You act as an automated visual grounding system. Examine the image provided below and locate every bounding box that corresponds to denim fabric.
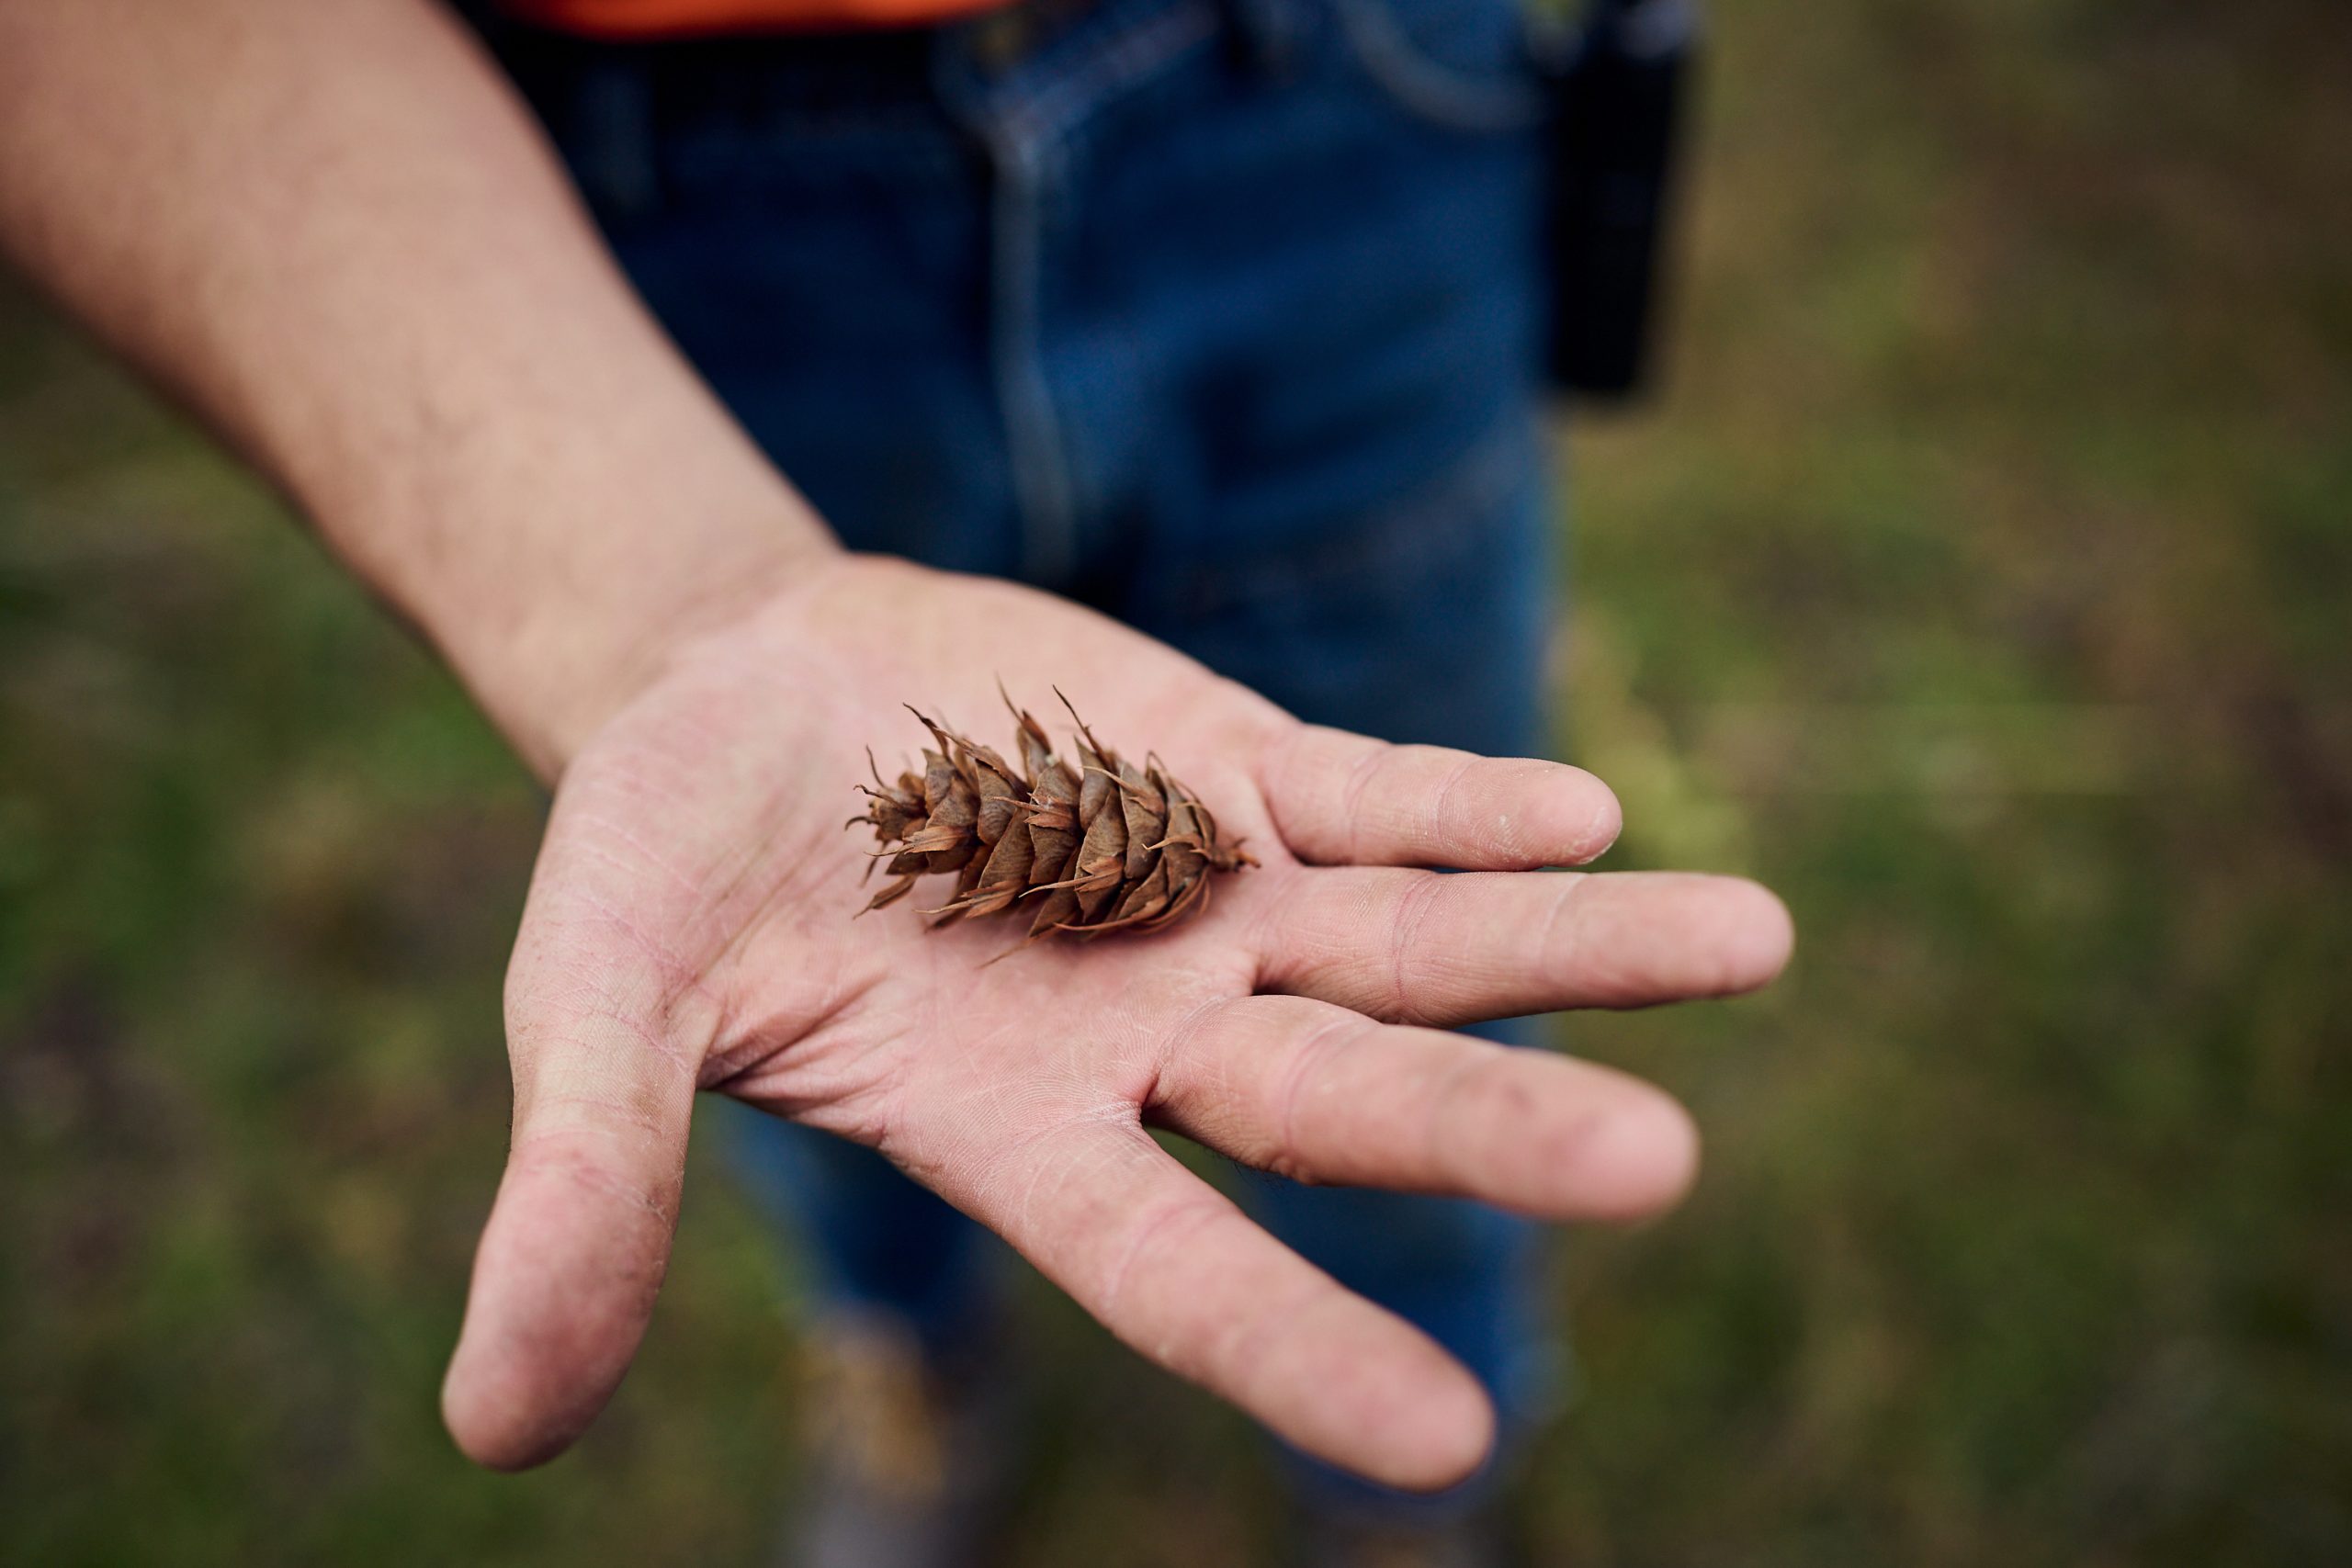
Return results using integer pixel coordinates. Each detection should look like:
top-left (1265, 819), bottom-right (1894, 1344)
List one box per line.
top-left (492, 0), bottom-right (1562, 1509)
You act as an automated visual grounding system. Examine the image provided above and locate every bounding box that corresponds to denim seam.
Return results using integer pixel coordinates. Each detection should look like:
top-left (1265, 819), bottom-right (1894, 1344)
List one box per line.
top-left (996, 0), bottom-right (1222, 152)
top-left (984, 135), bottom-right (1070, 585)
top-left (1329, 0), bottom-right (1547, 131)
top-left (966, 0), bottom-right (1222, 587)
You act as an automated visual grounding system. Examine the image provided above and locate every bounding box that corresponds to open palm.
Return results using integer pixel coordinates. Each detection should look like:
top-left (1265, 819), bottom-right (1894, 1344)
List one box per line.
top-left (440, 556), bottom-right (1792, 1490)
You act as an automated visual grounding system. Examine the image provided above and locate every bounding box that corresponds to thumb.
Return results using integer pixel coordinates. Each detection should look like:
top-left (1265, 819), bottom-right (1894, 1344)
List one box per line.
top-left (441, 879), bottom-right (703, 1470)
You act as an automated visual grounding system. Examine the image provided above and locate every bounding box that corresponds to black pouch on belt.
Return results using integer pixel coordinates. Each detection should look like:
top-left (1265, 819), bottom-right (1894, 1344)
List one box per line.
top-left (1537, 0), bottom-right (1701, 400)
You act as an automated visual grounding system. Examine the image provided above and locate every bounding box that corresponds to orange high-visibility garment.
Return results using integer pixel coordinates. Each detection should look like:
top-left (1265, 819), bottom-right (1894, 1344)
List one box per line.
top-left (499, 0), bottom-right (1012, 37)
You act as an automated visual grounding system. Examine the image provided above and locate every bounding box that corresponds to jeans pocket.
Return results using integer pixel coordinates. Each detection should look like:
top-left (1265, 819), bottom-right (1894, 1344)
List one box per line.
top-left (1329, 0), bottom-right (1547, 133)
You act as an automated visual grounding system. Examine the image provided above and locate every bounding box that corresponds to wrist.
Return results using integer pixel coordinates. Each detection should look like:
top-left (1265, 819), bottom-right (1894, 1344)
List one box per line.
top-left (470, 517), bottom-right (847, 781)
top-left (299, 394), bottom-right (847, 779)
top-left (283, 340), bottom-right (849, 779)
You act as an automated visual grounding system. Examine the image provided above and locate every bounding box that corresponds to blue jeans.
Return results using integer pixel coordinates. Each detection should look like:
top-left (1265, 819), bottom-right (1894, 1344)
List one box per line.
top-left (492, 0), bottom-right (1561, 1508)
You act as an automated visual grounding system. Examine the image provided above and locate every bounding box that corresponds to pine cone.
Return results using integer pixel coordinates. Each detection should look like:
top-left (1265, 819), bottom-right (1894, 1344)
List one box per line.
top-left (854, 691), bottom-right (1253, 942)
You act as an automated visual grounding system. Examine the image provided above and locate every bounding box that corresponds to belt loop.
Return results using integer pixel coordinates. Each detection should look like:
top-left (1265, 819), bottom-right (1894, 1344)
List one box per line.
top-left (571, 59), bottom-right (662, 223)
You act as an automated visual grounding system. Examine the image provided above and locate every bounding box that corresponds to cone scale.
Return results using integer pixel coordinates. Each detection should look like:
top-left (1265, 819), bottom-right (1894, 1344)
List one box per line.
top-left (853, 692), bottom-right (1253, 942)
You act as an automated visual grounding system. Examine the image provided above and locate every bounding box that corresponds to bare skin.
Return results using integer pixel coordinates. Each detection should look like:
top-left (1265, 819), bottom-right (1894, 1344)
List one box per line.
top-left (0, 0), bottom-right (1792, 1491)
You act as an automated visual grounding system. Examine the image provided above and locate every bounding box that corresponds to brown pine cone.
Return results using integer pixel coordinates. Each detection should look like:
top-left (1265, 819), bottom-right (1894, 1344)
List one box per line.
top-left (854, 691), bottom-right (1253, 942)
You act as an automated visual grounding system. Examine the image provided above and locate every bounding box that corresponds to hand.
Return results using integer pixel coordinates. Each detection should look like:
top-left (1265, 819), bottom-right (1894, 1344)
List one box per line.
top-left (439, 555), bottom-right (1792, 1490)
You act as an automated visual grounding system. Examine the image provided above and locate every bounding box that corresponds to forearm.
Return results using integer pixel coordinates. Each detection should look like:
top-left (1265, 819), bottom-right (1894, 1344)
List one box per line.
top-left (0, 0), bottom-right (834, 774)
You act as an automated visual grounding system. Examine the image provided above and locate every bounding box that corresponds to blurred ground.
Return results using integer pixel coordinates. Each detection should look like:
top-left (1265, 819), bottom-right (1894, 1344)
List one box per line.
top-left (3, 0), bottom-right (2347, 1562)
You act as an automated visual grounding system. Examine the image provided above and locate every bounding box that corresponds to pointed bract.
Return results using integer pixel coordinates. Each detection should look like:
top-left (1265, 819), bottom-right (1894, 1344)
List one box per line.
top-left (851, 694), bottom-right (1249, 944)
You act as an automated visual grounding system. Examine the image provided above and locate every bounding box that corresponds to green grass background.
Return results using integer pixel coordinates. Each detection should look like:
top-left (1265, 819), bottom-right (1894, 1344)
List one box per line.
top-left (3, 0), bottom-right (2346, 1562)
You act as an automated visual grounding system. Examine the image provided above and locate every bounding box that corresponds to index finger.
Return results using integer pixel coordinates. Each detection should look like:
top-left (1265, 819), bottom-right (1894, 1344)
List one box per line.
top-left (1258, 725), bottom-right (1622, 869)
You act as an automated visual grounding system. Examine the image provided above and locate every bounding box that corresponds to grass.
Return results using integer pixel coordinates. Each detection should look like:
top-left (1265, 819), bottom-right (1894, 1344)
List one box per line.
top-left (3, 0), bottom-right (2347, 1562)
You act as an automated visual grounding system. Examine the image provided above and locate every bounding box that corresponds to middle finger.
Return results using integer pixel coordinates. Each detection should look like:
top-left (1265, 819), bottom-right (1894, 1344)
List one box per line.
top-left (1253, 865), bottom-right (1793, 1026)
